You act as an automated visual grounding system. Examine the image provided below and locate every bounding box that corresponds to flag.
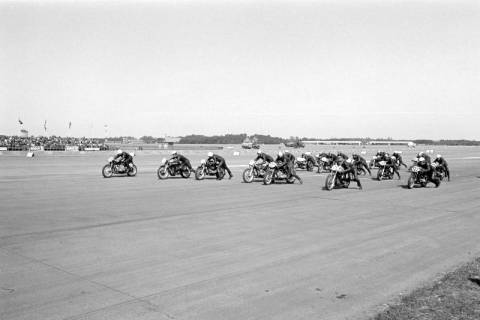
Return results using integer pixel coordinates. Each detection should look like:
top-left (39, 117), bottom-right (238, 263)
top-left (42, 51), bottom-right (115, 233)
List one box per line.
top-left (68, 121), bottom-right (72, 129)
top-left (44, 120), bottom-right (47, 132)
top-left (18, 119), bottom-right (23, 125)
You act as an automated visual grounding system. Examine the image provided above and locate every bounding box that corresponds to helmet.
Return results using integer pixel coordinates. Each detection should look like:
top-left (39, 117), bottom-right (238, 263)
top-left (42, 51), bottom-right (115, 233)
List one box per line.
top-left (305, 151), bottom-right (311, 155)
top-left (418, 151), bottom-right (424, 156)
top-left (207, 152), bottom-right (213, 157)
top-left (284, 150), bottom-right (290, 153)
top-left (418, 157), bottom-right (425, 163)
top-left (436, 154), bottom-right (442, 159)
top-left (391, 156), bottom-right (396, 160)
top-left (257, 150), bottom-right (262, 155)
top-left (346, 158), bottom-right (354, 164)
top-left (278, 151), bottom-right (284, 157)
top-left (171, 150), bottom-right (177, 155)
top-left (116, 149), bottom-right (123, 155)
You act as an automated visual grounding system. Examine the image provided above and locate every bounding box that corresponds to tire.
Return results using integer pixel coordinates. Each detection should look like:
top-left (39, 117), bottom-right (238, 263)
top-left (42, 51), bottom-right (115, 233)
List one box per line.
top-left (127, 164), bottom-right (137, 177)
top-left (325, 174), bottom-right (335, 191)
top-left (180, 166), bottom-right (191, 178)
top-left (102, 164), bottom-right (113, 178)
top-left (306, 161), bottom-right (314, 172)
top-left (157, 165), bottom-right (169, 179)
top-left (195, 167), bottom-right (205, 180)
top-left (377, 168), bottom-right (383, 181)
top-left (407, 175), bottom-right (415, 189)
top-left (263, 171), bottom-right (273, 185)
top-left (216, 168), bottom-right (225, 180)
top-left (242, 168), bottom-right (254, 183)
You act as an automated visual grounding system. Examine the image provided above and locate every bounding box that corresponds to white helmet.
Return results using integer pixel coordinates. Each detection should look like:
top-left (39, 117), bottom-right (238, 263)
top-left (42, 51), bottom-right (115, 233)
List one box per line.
top-left (171, 150), bottom-right (177, 155)
top-left (116, 149), bottom-right (123, 155)
top-left (418, 151), bottom-right (424, 156)
top-left (207, 152), bottom-right (213, 157)
top-left (418, 157), bottom-right (425, 162)
top-left (391, 156), bottom-right (396, 160)
top-left (436, 154), bottom-right (442, 159)
top-left (305, 152), bottom-right (311, 155)
top-left (257, 150), bottom-right (262, 155)
top-left (284, 150), bottom-right (290, 153)
top-left (346, 158), bottom-right (354, 164)
top-left (278, 151), bottom-right (284, 157)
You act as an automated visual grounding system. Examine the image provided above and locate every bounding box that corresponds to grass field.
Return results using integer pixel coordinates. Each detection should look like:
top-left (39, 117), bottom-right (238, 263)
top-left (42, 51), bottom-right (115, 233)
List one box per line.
top-left (1, 145), bottom-right (480, 320)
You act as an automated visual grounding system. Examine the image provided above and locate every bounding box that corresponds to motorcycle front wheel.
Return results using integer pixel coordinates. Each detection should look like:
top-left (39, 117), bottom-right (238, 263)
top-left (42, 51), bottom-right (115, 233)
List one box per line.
top-left (377, 169), bottom-right (383, 181)
top-left (263, 172), bottom-right (274, 185)
top-left (242, 168), bottom-right (254, 183)
top-left (407, 175), bottom-right (415, 189)
top-left (325, 174), bottom-right (335, 191)
top-left (102, 164), bottom-right (113, 178)
top-left (157, 166), bottom-right (169, 179)
top-left (195, 167), bottom-right (205, 180)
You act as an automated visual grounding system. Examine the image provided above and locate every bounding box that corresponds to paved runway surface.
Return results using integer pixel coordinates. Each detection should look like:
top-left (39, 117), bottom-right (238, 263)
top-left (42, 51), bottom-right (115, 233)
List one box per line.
top-left (1, 146), bottom-right (480, 320)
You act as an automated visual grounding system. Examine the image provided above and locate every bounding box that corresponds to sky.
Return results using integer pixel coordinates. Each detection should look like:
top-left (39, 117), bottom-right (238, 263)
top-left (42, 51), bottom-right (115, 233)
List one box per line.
top-left (1, 0), bottom-right (479, 139)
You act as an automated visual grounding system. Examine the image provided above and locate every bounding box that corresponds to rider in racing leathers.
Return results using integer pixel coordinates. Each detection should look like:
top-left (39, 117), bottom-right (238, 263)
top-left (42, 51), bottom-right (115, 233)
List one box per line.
top-left (114, 150), bottom-right (133, 169)
top-left (170, 151), bottom-right (193, 172)
top-left (276, 151), bottom-right (302, 184)
top-left (386, 155), bottom-right (401, 179)
top-left (301, 152), bottom-right (318, 168)
top-left (433, 154), bottom-right (451, 181)
top-left (352, 153), bottom-right (371, 175)
top-left (254, 150), bottom-right (274, 163)
top-left (337, 157), bottom-right (362, 190)
top-left (207, 152), bottom-right (233, 179)
top-left (392, 151), bottom-right (408, 168)
top-left (417, 157), bottom-right (440, 187)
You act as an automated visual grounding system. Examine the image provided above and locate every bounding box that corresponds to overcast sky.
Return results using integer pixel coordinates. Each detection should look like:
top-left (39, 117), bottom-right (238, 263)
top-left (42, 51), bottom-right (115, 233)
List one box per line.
top-left (1, 0), bottom-right (479, 139)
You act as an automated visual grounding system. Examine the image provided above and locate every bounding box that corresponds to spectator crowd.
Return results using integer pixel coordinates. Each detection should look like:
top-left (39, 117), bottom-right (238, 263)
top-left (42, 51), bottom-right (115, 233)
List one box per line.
top-left (0, 135), bottom-right (109, 151)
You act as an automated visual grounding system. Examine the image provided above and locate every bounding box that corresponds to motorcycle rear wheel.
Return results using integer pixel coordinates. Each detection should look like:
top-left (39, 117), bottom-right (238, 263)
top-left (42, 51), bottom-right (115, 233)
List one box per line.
top-left (102, 164), bottom-right (113, 178)
top-left (127, 165), bottom-right (137, 177)
top-left (180, 166), bottom-right (191, 178)
top-left (377, 169), bottom-right (383, 181)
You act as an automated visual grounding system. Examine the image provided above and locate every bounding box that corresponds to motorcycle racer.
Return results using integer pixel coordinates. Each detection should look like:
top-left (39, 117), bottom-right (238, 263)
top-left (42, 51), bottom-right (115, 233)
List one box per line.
top-left (386, 156), bottom-right (401, 179)
top-left (352, 153), bottom-right (371, 175)
top-left (113, 149), bottom-right (133, 168)
top-left (255, 150), bottom-right (274, 163)
top-left (392, 151), bottom-right (407, 168)
top-left (433, 154), bottom-right (451, 181)
top-left (207, 152), bottom-right (233, 179)
top-left (337, 157), bottom-right (362, 190)
top-left (417, 157), bottom-right (440, 187)
top-left (276, 151), bottom-right (302, 184)
top-left (170, 151), bottom-right (194, 172)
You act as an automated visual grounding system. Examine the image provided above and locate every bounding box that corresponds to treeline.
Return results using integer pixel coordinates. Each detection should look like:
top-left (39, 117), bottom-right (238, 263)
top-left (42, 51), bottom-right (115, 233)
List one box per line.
top-left (178, 134), bottom-right (287, 144)
top-left (413, 139), bottom-right (480, 146)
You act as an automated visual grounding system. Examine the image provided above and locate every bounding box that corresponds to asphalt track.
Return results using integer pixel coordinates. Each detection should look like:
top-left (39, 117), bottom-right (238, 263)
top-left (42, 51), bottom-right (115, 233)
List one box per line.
top-left (1, 146), bottom-right (480, 320)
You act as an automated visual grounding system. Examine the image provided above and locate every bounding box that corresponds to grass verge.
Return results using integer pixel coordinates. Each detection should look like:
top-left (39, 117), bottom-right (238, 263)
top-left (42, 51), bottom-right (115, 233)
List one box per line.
top-left (373, 257), bottom-right (480, 320)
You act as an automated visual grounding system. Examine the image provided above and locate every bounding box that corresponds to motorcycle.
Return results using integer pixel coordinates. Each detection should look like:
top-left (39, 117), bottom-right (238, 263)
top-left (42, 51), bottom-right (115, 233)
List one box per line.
top-left (195, 158), bottom-right (225, 180)
top-left (376, 161), bottom-right (394, 181)
top-left (263, 162), bottom-right (298, 185)
top-left (242, 159), bottom-right (268, 183)
top-left (295, 156), bottom-right (315, 171)
top-left (157, 158), bottom-right (191, 179)
top-left (102, 156), bottom-right (137, 178)
top-left (325, 164), bottom-right (351, 191)
top-left (317, 156), bottom-right (333, 173)
top-left (407, 164), bottom-right (440, 189)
